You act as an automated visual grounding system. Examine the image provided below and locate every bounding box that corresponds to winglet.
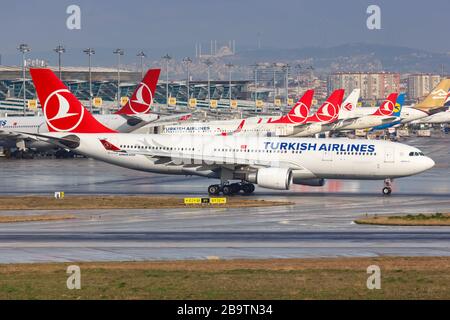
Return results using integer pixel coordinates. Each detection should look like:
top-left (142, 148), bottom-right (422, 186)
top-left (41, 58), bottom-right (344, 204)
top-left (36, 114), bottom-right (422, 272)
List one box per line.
top-left (220, 119), bottom-right (246, 136)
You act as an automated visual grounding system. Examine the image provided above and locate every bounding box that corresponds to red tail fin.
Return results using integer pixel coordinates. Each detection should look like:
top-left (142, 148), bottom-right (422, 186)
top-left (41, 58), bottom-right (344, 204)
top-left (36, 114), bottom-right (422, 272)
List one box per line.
top-left (306, 89), bottom-right (345, 123)
top-left (371, 93), bottom-right (398, 116)
top-left (116, 69), bottom-right (160, 115)
top-left (268, 90), bottom-right (314, 124)
top-left (29, 68), bottom-right (116, 133)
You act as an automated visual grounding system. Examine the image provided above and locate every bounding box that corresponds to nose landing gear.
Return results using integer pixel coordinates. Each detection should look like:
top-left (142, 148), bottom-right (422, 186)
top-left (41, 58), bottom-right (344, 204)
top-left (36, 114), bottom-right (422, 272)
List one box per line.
top-left (382, 178), bottom-right (392, 195)
top-left (207, 182), bottom-right (255, 196)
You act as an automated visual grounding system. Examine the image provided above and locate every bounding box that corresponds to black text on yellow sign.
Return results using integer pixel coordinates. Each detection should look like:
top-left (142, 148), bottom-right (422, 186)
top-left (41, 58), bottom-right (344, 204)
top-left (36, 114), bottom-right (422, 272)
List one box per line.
top-left (184, 197), bottom-right (227, 205)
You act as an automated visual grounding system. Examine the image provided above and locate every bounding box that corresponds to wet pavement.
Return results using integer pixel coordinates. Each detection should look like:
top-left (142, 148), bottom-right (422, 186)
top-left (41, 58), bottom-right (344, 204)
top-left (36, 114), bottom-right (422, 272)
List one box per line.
top-left (0, 135), bottom-right (449, 263)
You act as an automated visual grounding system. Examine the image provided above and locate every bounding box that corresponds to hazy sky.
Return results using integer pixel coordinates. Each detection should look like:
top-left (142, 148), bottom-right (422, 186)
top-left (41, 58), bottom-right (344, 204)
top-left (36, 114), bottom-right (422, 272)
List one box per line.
top-left (1, 0), bottom-right (449, 65)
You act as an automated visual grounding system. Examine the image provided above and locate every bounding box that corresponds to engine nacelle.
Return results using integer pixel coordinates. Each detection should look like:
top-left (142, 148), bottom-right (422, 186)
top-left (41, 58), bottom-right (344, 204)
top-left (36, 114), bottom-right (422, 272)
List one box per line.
top-left (247, 167), bottom-right (292, 190)
top-left (292, 178), bottom-right (326, 187)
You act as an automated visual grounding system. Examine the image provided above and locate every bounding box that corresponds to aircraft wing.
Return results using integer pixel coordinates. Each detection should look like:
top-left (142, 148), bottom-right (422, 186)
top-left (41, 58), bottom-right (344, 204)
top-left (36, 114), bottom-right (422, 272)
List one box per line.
top-left (119, 113), bottom-right (192, 132)
top-left (333, 117), bottom-right (360, 127)
top-left (381, 116), bottom-right (400, 123)
top-left (154, 113), bottom-right (192, 123)
top-left (286, 123), bottom-right (314, 135)
top-left (130, 148), bottom-right (304, 171)
top-left (0, 129), bottom-right (37, 141)
top-left (9, 131), bottom-right (81, 149)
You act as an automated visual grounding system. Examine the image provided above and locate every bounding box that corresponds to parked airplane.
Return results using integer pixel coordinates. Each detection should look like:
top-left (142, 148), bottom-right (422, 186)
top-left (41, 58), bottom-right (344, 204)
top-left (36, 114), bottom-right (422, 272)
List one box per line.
top-left (330, 93), bottom-right (400, 131)
top-left (370, 93), bottom-right (405, 131)
top-left (156, 89), bottom-right (345, 137)
top-left (414, 90), bottom-right (450, 124)
top-left (17, 68), bottom-right (435, 196)
top-left (0, 69), bottom-right (187, 154)
top-left (154, 89), bottom-right (315, 136)
top-left (411, 78), bottom-right (450, 112)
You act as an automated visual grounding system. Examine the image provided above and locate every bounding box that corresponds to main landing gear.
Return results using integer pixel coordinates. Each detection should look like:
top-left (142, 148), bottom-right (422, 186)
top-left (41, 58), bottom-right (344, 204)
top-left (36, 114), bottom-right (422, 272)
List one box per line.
top-left (382, 178), bottom-right (393, 195)
top-left (208, 182), bottom-right (255, 196)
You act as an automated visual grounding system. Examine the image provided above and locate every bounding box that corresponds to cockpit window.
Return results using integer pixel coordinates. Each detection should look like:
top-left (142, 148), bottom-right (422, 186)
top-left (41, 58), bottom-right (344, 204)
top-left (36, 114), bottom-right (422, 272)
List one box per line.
top-left (409, 151), bottom-right (425, 156)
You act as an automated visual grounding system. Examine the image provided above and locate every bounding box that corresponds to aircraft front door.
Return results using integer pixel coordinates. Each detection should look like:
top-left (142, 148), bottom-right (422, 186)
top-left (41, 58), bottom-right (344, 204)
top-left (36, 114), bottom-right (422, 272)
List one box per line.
top-left (322, 150), bottom-right (333, 161)
top-left (384, 147), bottom-right (395, 163)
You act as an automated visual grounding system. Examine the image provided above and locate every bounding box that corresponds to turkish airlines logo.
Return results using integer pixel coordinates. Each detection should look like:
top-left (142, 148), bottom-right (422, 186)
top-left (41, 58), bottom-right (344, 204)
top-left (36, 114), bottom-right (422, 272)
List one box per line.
top-left (287, 102), bottom-right (309, 123)
top-left (377, 100), bottom-right (394, 116)
top-left (315, 102), bottom-right (338, 122)
top-left (44, 89), bottom-right (84, 132)
top-left (343, 102), bottom-right (355, 111)
top-left (129, 82), bottom-right (153, 114)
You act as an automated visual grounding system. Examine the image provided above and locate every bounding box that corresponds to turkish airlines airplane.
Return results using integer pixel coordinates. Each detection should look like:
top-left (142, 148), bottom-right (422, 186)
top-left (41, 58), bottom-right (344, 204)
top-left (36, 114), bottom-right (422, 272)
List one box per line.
top-left (0, 69), bottom-right (187, 153)
top-left (331, 92), bottom-right (400, 131)
top-left (16, 68), bottom-right (435, 196)
top-left (157, 89), bottom-right (345, 137)
top-left (156, 89), bottom-right (315, 136)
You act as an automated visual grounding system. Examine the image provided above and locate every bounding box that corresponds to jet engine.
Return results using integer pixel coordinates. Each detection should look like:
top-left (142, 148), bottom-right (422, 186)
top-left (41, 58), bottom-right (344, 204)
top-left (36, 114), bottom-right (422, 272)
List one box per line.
top-left (247, 167), bottom-right (292, 190)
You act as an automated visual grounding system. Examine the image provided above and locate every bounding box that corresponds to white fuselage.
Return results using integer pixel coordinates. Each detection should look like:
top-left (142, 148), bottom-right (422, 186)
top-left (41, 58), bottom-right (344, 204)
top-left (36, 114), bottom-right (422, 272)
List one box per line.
top-left (334, 107), bottom-right (429, 130)
top-left (46, 133), bottom-right (434, 184)
top-left (414, 110), bottom-right (450, 124)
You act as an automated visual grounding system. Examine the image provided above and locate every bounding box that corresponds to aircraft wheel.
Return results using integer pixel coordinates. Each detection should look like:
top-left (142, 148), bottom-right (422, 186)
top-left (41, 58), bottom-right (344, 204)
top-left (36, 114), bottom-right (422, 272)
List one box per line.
top-left (242, 183), bottom-right (255, 194)
top-left (382, 187), bottom-right (392, 195)
top-left (230, 183), bottom-right (241, 194)
top-left (208, 185), bottom-right (220, 195)
top-left (222, 185), bottom-right (233, 196)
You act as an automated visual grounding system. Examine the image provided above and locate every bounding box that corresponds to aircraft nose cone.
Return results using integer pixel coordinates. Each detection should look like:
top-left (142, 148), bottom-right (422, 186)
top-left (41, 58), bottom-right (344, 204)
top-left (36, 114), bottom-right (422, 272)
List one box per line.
top-left (427, 157), bottom-right (436, 169)
top-left (424, 157), bottom-right (435, 170)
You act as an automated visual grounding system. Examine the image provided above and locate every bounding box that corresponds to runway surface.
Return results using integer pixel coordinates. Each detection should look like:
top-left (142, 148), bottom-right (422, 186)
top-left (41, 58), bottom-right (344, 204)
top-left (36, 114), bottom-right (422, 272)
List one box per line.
top-left (0, 135), bottom-right (449, 263)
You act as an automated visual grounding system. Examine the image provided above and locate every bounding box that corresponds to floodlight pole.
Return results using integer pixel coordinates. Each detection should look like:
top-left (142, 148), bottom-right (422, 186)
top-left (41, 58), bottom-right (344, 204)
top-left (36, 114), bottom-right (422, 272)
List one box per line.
top-left (83, 48), bottom-right (95, 112)
top-left (162, 54), bottom-right (172, 107)
top-left (17, 43), bottom-right (31, 115)
top-left (113, 48), bottom-right (124, 108)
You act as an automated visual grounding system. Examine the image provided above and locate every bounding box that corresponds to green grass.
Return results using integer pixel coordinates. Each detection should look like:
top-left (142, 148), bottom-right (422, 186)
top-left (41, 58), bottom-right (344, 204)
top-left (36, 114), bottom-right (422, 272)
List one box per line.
top-left (355, 212), bottom-right (450, 226)
top-left (0, 257), bottom-right (449, 299)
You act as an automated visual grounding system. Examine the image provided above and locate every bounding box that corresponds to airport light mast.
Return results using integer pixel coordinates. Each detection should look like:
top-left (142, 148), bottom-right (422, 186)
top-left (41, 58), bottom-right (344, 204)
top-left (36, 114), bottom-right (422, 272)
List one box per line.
top-left (295, 64), bottom-right (302, 99)
top-left (53, 44), bottom-right (65, 80)
top-left (283, 63), bottom-right (289, 108)
top-left (136, 50), bottom-right (146, 78)
top-left (272, 63), bottom-right (277, 104)
top-left (225, 63), bottom-right (233, 109)
top-left (182, 57), bottom-right (192, 106)
top-left (113, 48), bottom-right (124, 109)
top-left (251, 63), bottom-right (259, 112)
top-left (83, 48), bottom-right (95, 112)
top-left (17, 43), bottom-right (31, 116)
top-left (162, 54), bottom-right (172, 108)
top-left (203, 58), bottom-right (213, 108)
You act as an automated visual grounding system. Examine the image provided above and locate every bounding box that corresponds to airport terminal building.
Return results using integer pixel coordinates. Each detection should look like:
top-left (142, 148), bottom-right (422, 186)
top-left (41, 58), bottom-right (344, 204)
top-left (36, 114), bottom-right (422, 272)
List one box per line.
top-left (0, 66), bottom-right (254, 115)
